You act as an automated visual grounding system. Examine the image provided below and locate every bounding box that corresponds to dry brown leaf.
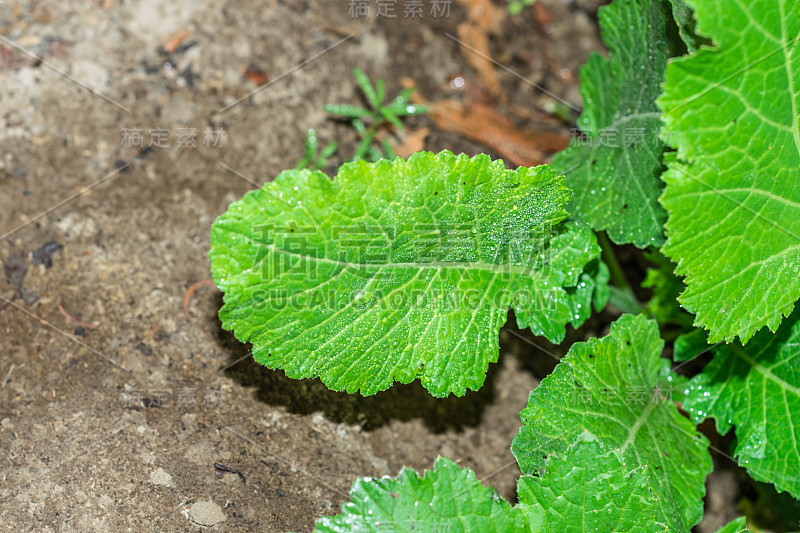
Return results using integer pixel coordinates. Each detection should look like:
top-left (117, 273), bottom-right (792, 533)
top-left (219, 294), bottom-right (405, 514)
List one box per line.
top-left (391, 127), bottom-right (430, 158)
top-left (456, 25), bottom-right (500, 97)
top-left (532, 2), bottom-right (556, 27)
top-left (454, 0), bottom-right (506, 97)
top-left (457, 0), bottom-right (504, 33)
top-left (430, 100), bottom-right (569, 167)
top-left (400, 77), bottom-right (567, 166)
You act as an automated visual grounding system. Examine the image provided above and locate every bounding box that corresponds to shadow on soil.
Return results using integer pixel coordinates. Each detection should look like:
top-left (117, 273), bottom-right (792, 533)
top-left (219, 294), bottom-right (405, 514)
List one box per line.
top-left (215, 303), bottom-right (500, 433)
top-left (214, 293), bottom-right (623, 434)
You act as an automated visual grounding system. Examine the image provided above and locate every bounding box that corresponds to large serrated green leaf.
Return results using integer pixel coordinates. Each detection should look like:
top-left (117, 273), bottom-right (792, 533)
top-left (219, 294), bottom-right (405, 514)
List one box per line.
top-left (551, 0), bottom-right (680, 247)
top-left (517, 434), bottom-right (667, 531)
top-left (210, 151), bottom-right (601, 397)
top-left (313, 457), bottom-right (521, 533)
top-left (658, 0), bottom-right (800, 343)
top-left (683, 308), bottom-right (800, 499)
top-left (512, 314), bottom-right (711, 531)
top-left (314, 436), bottom-right (671, 532)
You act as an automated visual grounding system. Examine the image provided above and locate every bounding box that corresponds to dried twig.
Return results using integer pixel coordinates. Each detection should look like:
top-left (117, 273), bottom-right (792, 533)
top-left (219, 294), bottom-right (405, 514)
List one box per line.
top-left (184, 278), bottom-right (215, 318)
top-left (58, 304), bottom-right (98, 329)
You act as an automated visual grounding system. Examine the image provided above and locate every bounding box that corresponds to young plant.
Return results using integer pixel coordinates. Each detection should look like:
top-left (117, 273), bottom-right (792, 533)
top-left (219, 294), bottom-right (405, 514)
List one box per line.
top-left (209, 0), bottom-right (799, 529)
top-left (506, 0), bottom-right (536, 16)
top-left (296, 129), bottom-right (338, 172)
top-left (325, 68), bottom-right (427, 162)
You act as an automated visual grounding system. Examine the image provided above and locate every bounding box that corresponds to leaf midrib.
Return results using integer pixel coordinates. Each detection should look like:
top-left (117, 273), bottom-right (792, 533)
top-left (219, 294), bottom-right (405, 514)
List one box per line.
top-left (258, 241), bottom-right (547, 276)
top-left (731, 345), bottom-right (800, 398)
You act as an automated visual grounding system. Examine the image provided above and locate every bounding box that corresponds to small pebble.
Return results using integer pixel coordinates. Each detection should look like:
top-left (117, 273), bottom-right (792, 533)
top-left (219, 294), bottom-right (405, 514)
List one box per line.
top-left (186, 501), bottom-right (226, 526)
top-left (149, 467), bottom-right (173, 487)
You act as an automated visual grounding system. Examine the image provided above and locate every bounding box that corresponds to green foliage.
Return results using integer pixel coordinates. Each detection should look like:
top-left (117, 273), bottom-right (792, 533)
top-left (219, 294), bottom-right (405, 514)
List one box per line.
top-left (658, 0), bottom-right (800, 343)
top-left (666, 0), bottom-right (710, 52)
top-left (209, 0), bottom-right (800, 527)
top-left (507, 0), bottom-right (536, 16)
top-left (316, 435), bottom-right (668, 532)
top-left (516, 434), bottom-right (666, 531)
top-left (313, 457), bottom-right (521, 533)
top-left (512, 314), bottom-right (711, 531)
top-left (712, 517), bottom-right (750, 533)
top-left (326, 68), bottom-right (427, 162)
top-left (551, 0), bottom-right (679, 247)
top-left (210, 151), bottom-right (602, 397)
top-left (672, 327), bottom-right (709, 363)
top-left (642, 250), bottom-right (692, 328)
top-left (683, 308), bottom-right (800, 499)
top-left (296, 129), bottom-right (338, 172)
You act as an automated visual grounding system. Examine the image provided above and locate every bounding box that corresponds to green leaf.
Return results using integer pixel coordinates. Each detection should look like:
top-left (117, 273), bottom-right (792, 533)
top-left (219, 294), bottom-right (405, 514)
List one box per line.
top-left (379, 106), bottom-right (404, 130)
top-left (512, 314), bottom-right (711, 531)
top-left (551, 0), bottom-right (680, 247)
top-left (642, 250), bottom-right (692, 327)
top-left (591, 258), bottom-right (611, 311)
top-left (381, 138), bottom-right (396, 160)
top-left (324, 104), bottom-right (373, 119)
top-left (682, 308), bottom-right (800, 499)
top-left (658, 0), bottom-right (800, 343)
top-left (297, 129), bottom-right (337, 172)
top-left (353, 68), bottom-right (379, 109)
top-left (389, 87), bottom-right (415, 108)
top-left (508, 223), bottom-right (604, 340)
top-left (319, 141), bottom-right (338, 160)
top-left (354, 128), bottom-right (376, 161)
top-left (666, 0), bottom-right (710, 52)
top-left (712, 517), bottom-right (750, 533)
top-left (315, 436), bottom-right (672, 531)
top-left (375, 77), bottom-right (385, 106)
top-left (672, 327), bottom-right (709, 363)
top-left (386, 87), bottom-right (427, 117)
top-left (209, 151), bottom-right (602, 397)
top-left (517, 433), bottom-right (667, 531)
top-left (313, 457), bottom-right (521, 533)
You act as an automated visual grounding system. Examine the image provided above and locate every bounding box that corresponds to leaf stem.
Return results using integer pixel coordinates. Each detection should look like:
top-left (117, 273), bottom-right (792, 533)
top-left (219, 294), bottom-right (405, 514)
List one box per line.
top-left (608, 286), bottom-right (645, 315)
top-left (597, 232), bottom-right (644, 314)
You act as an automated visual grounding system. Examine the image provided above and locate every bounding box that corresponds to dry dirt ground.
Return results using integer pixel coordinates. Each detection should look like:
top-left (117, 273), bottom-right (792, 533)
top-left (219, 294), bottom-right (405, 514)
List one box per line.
top-left (0, 0), bottom-right (740, 531)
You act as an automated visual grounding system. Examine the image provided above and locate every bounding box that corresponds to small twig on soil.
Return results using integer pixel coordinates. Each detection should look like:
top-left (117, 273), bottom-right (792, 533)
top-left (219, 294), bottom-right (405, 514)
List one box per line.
top-left (2, 362), bottom-right (23, 388)
top-left (174, 499), bottom-right (193, 510)
top-left (214, 462), bottom-right (246, 483)
top-left (0, 293), bottom-right (127, 371)
top-left (183, 278), bottom-right (215, 318)
top-left (58, 304), bottom-right (98, 329)
top-left (163, 29), bottom-right (190, 54)
top-left (0, 291), bottom-right (19, 313)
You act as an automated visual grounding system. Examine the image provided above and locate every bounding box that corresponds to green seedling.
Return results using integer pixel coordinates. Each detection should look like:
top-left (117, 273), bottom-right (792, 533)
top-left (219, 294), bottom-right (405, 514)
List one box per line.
top-left (296, 129), bottom-right (338, 171)
top-left (325, 68), bottom-right (427, 161)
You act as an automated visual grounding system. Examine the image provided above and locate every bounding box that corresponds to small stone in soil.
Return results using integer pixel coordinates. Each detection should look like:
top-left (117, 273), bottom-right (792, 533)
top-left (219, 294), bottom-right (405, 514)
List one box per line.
top-left (186, 501), bottom-right (226, 526)
top-left (134, 342), bottom-right (153, 355)
top-left (20, 286), bottom-right (38, 305)
top-left (149, 467), bottom-right (173, 487)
